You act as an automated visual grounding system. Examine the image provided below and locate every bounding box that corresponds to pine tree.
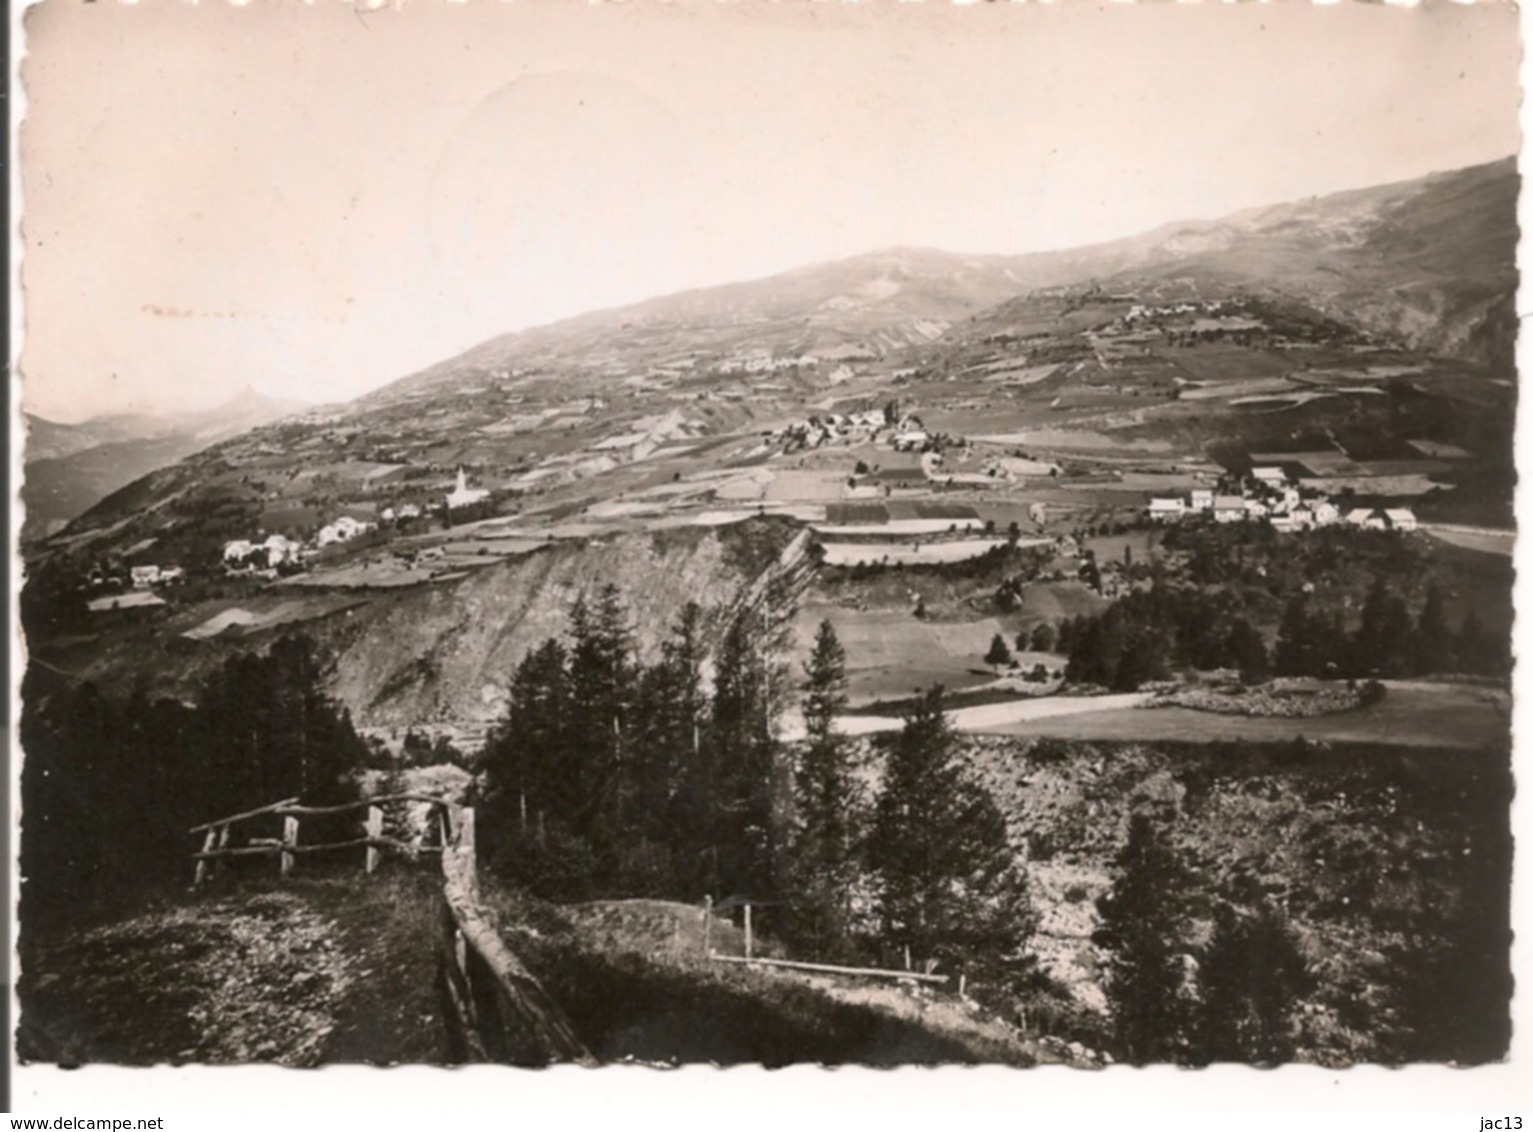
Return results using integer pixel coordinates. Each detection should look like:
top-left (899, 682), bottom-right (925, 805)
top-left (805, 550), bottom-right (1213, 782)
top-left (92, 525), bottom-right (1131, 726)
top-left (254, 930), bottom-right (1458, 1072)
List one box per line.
top-left (1197, 901), bottom-right (1310, 1064)
top-left (1226, 617), bottom-right (1270, 684)
top-left (709, 605), bottom-right (785, 900)
top-left (1112, 631), bottom-right (1167, 691)
top-left (484, 638), bottom-right (572, 840)
top-left (631, 603), bottom-right (710, 885)
top-left (564, 585), bottom-right (636, 853)
top-left (869, 686), bottom-right (1036, 985)
top-left (1414, 580), bottom-right (1452, 676)
top-left (1352, 575), bottom-right (1414, 678)
top-left (1094, 812), bottom-right (1193, 1064)
top-left (1029, 622), bottom-right (1057, 653)
top-left (985, 633), bottom-right (1013, 674)
top-left (1274, 594), bottom-right (1315, 677)
top-left (791, 621), bottom-right (864, 959)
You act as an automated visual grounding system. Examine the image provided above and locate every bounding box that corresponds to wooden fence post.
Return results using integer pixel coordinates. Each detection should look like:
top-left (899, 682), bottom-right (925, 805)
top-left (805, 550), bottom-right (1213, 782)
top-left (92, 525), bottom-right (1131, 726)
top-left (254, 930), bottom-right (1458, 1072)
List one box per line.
top-left (365, 806), bottom-right (383, 874)
top-left (459, 806), bottom-right (477, 898)
top-left (194, 828), bottom-right (217, 888)
top-left (280, 816), bottom-right (299, 879)
top-left (744, 903), bottom-right (753, 960)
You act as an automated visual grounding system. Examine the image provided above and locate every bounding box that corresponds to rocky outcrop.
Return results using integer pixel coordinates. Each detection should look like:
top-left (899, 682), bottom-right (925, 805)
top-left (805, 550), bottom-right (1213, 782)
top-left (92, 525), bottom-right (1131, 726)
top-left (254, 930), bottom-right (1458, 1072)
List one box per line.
top-left (313, 518), bottom-right (812, 731)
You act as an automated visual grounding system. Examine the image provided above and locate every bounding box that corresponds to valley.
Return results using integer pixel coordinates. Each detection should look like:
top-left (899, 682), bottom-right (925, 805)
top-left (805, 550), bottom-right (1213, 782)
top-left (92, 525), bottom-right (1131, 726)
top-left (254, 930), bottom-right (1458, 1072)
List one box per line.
top-left (17, 157), bottom-right (1517, 1070)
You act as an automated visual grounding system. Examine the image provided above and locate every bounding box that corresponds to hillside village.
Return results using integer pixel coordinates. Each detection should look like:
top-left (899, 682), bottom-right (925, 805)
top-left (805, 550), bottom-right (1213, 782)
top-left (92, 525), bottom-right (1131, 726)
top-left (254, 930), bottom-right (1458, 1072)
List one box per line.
top-left (69, 372), bottom-right (1437, 625)
top-left (1146, 465), bottom-right (1416, 534)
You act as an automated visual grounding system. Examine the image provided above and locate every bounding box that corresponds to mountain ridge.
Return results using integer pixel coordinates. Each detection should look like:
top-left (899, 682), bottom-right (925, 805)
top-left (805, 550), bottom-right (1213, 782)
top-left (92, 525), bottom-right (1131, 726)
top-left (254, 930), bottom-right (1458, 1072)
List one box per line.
top-left (356, 157), bottom-right (1515, 413)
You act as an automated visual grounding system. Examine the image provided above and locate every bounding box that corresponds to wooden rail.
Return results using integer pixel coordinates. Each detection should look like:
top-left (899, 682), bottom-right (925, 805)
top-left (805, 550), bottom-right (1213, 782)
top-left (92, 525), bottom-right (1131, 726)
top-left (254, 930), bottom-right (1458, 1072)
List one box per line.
top-left (190, 791), bottom-right (593, 1066)
top-left (708, 952), bottom-right (949, 984)
top-left (438, 812), bottom-right (594, 1066)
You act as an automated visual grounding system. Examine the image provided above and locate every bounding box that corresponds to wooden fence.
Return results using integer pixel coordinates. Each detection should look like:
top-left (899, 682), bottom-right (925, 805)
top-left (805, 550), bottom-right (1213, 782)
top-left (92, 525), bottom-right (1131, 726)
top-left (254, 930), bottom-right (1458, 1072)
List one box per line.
top-left (701, 895), bottom-right (951, 988)
top-left (190, 793), bottom-right (594, 1066)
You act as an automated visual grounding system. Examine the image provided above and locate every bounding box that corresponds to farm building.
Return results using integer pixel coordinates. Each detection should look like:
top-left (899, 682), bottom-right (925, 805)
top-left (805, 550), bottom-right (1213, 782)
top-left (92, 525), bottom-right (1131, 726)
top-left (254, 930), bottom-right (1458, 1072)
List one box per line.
top-left (1148, 497), bottom-right (1186, 522)
top-left (1213, 496), bottom-right (1247, 523)
top-left (1383, 508), bottom-right (1418, 532)
top-left (871, 468), bottom-right (929, 491)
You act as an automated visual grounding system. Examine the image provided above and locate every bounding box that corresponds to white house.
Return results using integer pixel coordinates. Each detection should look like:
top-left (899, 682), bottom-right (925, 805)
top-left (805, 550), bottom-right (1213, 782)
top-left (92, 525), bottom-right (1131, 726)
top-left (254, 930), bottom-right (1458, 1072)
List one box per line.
top-left (1346, 508), bottom-right (1386, 531)
top-left (1383, 508), bottom-right (1418, 532)
top-left (263, 534), bottom-right (300, 566)
top-left (1251, 466), bottom-right (1288, 488)
top-left (1148, 497), bottom-right (1186, 522)
top-left (1190, 489), bottom-right (1214, 512)
top-left (130, 565), bottom-right (161, 588)
top-left (317, 515), bottom-right (372, 547)
top-left (445, 467), bottom-right (490, 510)
top-left (1311, 501), bottom-right (1340, 526)
top-left (1213, 496), bottom-right (1247, 523)
top-left (223, 539), bottom-right (256, 563)
top-left (892, 431), bottom-right (929, 453)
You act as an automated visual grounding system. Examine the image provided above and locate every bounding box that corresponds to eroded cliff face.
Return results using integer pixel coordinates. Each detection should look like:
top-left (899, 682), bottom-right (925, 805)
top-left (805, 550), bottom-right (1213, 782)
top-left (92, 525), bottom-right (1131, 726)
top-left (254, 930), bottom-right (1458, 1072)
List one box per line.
top-left (314, 518), bottom-right (813, 730)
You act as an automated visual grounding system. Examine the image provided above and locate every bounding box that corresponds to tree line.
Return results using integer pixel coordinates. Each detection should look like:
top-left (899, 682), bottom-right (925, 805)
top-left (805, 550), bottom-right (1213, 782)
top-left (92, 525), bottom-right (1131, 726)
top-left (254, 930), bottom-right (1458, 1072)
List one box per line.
top-left (1059, 584), bottom-right (1269, 690)
top-left (21, 635), bottom-right (366, 916)
top-left (1057, 577), bottom-right (1506, 691)
top-left (479, 584), bottom-right (1035, 988)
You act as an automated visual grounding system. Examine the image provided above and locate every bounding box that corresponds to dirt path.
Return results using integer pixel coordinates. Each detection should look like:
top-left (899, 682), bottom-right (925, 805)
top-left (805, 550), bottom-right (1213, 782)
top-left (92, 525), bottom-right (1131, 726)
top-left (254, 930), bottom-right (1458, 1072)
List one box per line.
top-left (319, 871), bottom-right (454, 1064)
top-left (19, 872), bottom-right (452, 1066)
top-left (793, 692), bottom-right (1153, 739)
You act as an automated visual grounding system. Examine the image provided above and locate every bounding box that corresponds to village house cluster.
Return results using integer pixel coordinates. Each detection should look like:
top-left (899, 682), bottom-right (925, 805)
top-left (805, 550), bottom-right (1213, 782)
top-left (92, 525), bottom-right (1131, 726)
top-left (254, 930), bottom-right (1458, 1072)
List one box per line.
top-left (84, 563), bottom-right (186, 592)
top-left (768, 410), bottom-right (928, 452)
top-left (219, 468), bottom-right (486, 577)
top-left (1147, 465), bottom-right (1417, 533)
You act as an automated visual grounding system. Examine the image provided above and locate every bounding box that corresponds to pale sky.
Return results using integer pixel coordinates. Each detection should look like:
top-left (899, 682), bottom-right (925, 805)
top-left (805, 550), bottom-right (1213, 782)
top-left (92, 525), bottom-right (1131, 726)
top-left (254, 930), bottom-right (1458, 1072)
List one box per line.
top-left (18, 0), bottom-right (1521, 422)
